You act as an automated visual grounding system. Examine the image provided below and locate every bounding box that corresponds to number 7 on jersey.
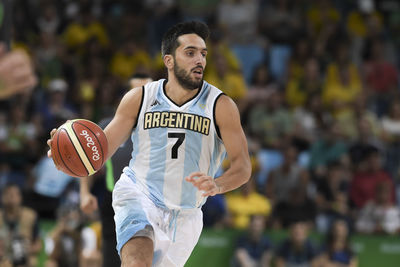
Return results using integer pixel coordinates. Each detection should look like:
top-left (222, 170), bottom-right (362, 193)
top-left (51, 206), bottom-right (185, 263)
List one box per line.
top-left (168, 132), bottom-right (185, 159)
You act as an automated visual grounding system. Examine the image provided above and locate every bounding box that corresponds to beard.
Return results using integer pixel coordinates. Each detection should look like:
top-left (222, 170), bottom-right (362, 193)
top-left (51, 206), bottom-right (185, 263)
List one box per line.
top-left (173, 61), bottom-right (203, 90)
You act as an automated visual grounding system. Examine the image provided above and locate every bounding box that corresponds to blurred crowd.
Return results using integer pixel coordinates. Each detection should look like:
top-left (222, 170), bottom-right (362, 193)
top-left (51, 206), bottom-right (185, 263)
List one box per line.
top-left (1, 0), bottom-right (400, 266)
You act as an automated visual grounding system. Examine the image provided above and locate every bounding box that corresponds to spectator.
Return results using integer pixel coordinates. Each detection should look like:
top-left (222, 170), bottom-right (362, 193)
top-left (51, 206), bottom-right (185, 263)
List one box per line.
top-left (292, 93), bottom-right (331, 150)
top-left (226, 178), bottom-right (271, 230)
top-left (204, 29), bottom-right (241, 78)
top-left (110, 38), bottom-right (152, 81)
top-left (348, 114), bottom-right (382, 170)
top-left (259, 0), bottom-right (302, 80)
top-left (286, 58), bottom-right (322, 109)
top-left (337, 94), bottom-right (381, 142)
top-left (312, 219), bottom-right (357, 267)
top-left (0, 103), bottom-right (40, 172)
top-left (232, 215), bottom-right (272, 267)
top-left (0, 183), bottom-right (41, 267)
top-left (242, 64), bottom-right (278, 131)
top-left (62, 9), bottom-right (109, 50)
top-left (308, 121), bottom-right (348, 177)
top-left (381, 100), bottom-right (400, 179)
top-left (204, 51), bottom-right (248, 104)
top-left (45, 205), bottom-right (101, 267)
top-left (315, 162), bottom-right (352, 233)
top-left (0, 46), bottom-right (37, 100)
top-left (322, 41), bottom-right (362, 117)
top-left (34, 32), bottom-right (64, 86)
top-left (356, 180), bottom-right (400, 234)
top-left (248, 90), bottom-right (293, 150)
top-left (275, 220), bottom-right (318, 267)
top-left (39, 79), bottom-right (77, 133)
top-left (26, 145), bottom-right (74, 219)
top-left (286, 38), bottom-right (312, 83)
top-left (265, 145), bottom-right (309, 205)
top-left (346, 3), bottom-right (383, 40)
top-left (217, 0), bottom-right (260, 45)
top-left (0, 230), bottom-right (12, 266)
top-left (247, 64), bottom-right (278, 104)
top-left (271, 184), bottom-right (317, 229)
top-left (307, 0), bottom-right (340, 37)
top-left (36, 4), bottom-right (61, 35)
top-left (202, 194), bottom-right (231, 229)
top-left (363, 38), bottom-right (398, 117)
top-left (350, 147), bottom-right (395, 209)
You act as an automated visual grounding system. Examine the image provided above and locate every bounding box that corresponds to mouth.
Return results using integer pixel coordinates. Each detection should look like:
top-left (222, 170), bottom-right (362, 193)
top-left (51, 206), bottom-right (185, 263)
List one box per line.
top-left (192, 68), bottom-right (203, 78)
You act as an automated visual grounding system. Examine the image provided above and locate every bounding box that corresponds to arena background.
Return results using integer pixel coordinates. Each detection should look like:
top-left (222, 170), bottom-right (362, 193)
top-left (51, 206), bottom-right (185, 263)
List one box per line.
top-left (1, 0), bottom-right (400, 266)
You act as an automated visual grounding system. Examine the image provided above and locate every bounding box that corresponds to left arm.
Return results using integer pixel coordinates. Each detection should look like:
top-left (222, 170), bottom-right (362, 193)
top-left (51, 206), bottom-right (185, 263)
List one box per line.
top-left (186, 95), bottom-right (251, 196)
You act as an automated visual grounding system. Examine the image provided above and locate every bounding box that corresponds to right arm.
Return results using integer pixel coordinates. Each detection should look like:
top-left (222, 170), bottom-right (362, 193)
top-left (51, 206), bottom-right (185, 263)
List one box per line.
top-left (79, 86), bottom-right (143, 213)
top-left (47, 86), bottom-right (143, 161)
top-left (103, 86), bottom-right (143, 160)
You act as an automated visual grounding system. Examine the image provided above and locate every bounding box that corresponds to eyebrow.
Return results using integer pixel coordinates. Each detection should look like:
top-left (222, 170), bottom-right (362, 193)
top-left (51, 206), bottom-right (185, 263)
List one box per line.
top-left (183, 46), bottom-right (208, 51)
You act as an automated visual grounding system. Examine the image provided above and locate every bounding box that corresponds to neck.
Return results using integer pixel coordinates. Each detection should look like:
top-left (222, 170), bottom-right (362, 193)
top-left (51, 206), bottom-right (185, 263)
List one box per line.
top-left (5, 207), bottom-right (20, 220)
top-left (165, 77), bottom-right (200, 106)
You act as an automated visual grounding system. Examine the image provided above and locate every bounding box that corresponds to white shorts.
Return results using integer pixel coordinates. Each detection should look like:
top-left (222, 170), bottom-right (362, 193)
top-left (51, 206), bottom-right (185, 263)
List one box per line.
top-left (112, 173), bottom-right (203, 267)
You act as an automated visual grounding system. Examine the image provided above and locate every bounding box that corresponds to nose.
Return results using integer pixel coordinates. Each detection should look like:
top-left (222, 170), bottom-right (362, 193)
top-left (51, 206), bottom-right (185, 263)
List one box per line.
top-left (194, 52), bottom-right (205, 66)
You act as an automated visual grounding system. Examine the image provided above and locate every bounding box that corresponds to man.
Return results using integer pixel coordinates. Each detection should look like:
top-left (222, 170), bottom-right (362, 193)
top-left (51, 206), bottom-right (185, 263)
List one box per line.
top-left (233, 215), bottom-right (272, 267)
top-left (80, 74), bottom-right (153, 267)
top-left (0, 183), bottom-right (41, 266)
top-left (0, 45), bottom-right (37, 100)
top-left (48, 21), bottom-right (251, 267)
top-left (0, 0), bottom-right (36, 100)
top-left (275, 220), bottom-right (317, 267)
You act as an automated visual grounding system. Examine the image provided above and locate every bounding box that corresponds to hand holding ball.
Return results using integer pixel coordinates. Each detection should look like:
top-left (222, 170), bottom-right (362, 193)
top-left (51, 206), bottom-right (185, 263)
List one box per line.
top-left (49, 119), bottom-right (108, 178)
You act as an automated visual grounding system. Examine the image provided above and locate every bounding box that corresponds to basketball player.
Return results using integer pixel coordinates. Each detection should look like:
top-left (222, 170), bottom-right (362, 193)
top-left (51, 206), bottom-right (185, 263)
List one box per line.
top-left (48, 21), bottom-right (251, 267)
top-left (79, 74), bottom-right (153, 267)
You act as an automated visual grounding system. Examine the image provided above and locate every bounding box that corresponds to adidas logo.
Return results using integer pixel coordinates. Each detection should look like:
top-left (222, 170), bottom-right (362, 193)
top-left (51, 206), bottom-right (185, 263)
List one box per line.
top-left (151, 100), bottom-right (160, 107)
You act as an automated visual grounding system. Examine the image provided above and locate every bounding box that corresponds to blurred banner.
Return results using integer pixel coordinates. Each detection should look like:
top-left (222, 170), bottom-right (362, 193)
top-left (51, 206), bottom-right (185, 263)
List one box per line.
top-left (187, 229), bottom-right (400, 267)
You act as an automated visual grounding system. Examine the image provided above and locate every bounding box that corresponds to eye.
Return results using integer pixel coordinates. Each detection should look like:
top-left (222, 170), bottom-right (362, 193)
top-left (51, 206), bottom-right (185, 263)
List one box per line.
top-left (201, 52), bottom-right (207, 57)
top-left (186, 51), bottom-right (194, 56)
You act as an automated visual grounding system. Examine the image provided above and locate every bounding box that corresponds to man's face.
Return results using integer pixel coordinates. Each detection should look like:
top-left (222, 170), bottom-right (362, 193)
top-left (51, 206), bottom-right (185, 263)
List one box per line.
top-left (2, 186), bottom-right (22, 209)
top-left (171, 34), bottom-right (207, 90)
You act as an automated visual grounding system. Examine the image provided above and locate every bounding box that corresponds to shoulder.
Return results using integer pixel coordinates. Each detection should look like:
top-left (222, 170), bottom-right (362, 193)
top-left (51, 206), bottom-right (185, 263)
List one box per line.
top-left (21, 207), bottom-right (38, 221)
top-left (120, 86), bottom-right (143, 103)
top-left (214, 94), bottom-right (240, 126)
top-left (215, 94), bottom-right (238, 115)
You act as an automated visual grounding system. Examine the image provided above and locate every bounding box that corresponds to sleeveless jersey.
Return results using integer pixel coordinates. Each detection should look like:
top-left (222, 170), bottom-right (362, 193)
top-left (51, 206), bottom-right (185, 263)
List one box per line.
top-left (123, 79), bottom-right (226, 210)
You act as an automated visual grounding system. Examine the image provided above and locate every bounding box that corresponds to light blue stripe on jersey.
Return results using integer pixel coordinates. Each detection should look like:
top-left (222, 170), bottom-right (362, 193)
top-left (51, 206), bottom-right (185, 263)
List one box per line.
top-left (144, 84), bottom-right (170, 208)
top-left (129, 129), bottom-right (139, 169)
top-left (208, 134), bottom-right (226, 178)
top-left (180, 84), bottom-right (210, 208)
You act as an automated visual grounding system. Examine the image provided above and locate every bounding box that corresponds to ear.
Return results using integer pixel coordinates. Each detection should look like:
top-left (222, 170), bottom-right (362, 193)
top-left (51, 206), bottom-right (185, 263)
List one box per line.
top-left (163, 55), bottom-right (174, 70)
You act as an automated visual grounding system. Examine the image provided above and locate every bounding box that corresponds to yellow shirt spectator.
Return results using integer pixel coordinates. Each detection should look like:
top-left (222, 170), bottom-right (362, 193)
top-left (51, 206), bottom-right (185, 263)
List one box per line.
top-left (63, 21), bottom-right (109, 48)
top-left (205, 70), bottom-right (247, 101)
top-left (307, 5), bottom-right (340, 35)
top-left (110, 46), bottom-right (152, 80)
top-left (323, 63), bottom-right (362, 115)
top-left (226, 179), bottom-right (271, 229)
top-left (204, 50), bottom-right (247, 101)
top-left (286, 79), bottom-right (320, 108)
top-left (347, 11), bottom-right (383, 38)
top-left (206, 40), bottom-right (241, 74)
top-left (226, 188), bottom-right (271, 229)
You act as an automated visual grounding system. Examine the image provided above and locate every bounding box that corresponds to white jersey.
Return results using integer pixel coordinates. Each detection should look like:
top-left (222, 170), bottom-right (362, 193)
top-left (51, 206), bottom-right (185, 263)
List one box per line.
top-left (123, 79), bottom-right (226, 210)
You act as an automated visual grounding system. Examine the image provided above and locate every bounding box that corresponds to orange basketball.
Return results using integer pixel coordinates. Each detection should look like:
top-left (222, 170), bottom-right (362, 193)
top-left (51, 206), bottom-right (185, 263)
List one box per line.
top-left (51, 119), bottom-right (108, 178)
